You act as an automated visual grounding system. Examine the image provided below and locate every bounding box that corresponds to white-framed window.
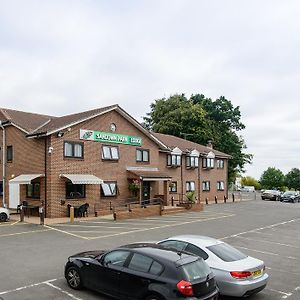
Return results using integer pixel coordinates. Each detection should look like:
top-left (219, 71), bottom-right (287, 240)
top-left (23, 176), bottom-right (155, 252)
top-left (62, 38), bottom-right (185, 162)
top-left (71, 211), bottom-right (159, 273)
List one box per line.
top-left (167, 154), bottom-right (181, 167)
top-left (169, 181), bottom-right (177, 193)
top-left (203, 158), bottom-right (214, 168)
top-left (101, 182), bottom-right (118, 196)
top-left (64, 142), bottom-right (83, 158)
top-left (217, 181), bottom-right (225, 191)
top-left (202, 181), bottom-right (210, 191)
top-left (186, 181), bottom-right (196, 192)
top-left (186, 156), bottom-right (199, 168)
top-left (217, 159), bottom-right (224, 169)
top-left (102, 146), bottom-right (119, 160)
top-left (136, 149), bottom-right (150, 162)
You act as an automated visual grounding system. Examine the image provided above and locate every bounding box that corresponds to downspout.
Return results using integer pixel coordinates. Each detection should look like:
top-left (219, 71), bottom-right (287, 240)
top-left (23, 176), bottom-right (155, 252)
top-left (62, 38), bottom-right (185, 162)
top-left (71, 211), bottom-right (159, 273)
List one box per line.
top-left (44, 137), bottom-right (47, 217)
top-left (198, 159), bottom-right (200, 204)
top-left (0, 122), bottom-right (5, 207)
top-left (180, 155), bottom-right (183, 202)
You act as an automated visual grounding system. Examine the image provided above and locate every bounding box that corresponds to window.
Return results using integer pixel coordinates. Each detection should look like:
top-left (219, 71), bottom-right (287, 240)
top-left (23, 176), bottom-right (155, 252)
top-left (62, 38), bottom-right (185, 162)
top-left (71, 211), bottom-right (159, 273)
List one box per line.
top-left (180, 259), bottom-right (211, 281)
top-left (64, 142), bottom-right (83, 158)
top-left (26, 183), bottom-right (40, 198)
top-left (167, 154), bottom-right (181, 167)
top-left (217, 181), bottom-right (225, 191)
top-left (0, 181), bottom-right (3, 196)
top-left (185, 244), bottom-right (209, 260)
top-left (7, 145), bottom-right (13, 162)
top-left (186, 181), bottom-right (195, 192)
top-left (202, 158), bottom-right (214, 168)
top-left (207, 242), bottom-right (247, 262)
top-left (103, 250), bottom-right (131, 267)
top-left (128, 253), bottom-right (153, 273)
top-left (159, 240), bottom-right (188, 252)
top-left (186, 156), bottom-right (199, 168)
top-left (136, 149), bottom-right (149, 162)
top-left (202, 181), bottom-right (210, 191)
top-left (149, 261), bottom-right (163, 275)
top-left (169, 181), bottom-right (177, 193)
top-left (102, 145), bottom-right (119, 160)
top-left (66, 183), bottom-right (86, 199)
top-left (217, 159), bottom-right (224, 169)
top-left (101, 182), bottom-right (118, 197)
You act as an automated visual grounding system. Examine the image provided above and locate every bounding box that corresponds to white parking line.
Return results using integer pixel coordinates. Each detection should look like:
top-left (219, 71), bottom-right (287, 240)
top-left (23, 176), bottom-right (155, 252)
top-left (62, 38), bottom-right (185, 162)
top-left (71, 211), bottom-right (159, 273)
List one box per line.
top-left (53, 224), bottom-right (141, 230)
top-left (234, 236), bottom-right (300, 248)
top-left (0, 229), bottom-right (51, 238)
top-left (44, 225), bottom-right (89, 240)
top-left (266, 288), bottom-right (293, 299)
top-left (45, 282), bottom-right (83, 300)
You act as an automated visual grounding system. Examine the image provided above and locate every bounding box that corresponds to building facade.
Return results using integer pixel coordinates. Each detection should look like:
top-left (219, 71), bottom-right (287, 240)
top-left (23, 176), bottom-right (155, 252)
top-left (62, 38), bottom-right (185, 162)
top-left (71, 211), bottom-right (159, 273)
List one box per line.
top-left (0, 105), bottom-right (230, 218)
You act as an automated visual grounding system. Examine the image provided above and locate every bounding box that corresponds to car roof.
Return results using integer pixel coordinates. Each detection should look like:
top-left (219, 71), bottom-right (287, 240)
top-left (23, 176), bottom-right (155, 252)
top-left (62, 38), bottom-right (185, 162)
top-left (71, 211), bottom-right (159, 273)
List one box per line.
top-left (121, 243), bottom-right (198, 265)
top-left (165, 235), bottom-right (223, 247)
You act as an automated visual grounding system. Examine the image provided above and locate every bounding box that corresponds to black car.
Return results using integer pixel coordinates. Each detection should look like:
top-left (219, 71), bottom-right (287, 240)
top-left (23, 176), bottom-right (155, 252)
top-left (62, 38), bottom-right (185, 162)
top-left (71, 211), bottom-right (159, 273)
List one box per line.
top-left (280, 191), bottom-right (300, 203)
top-left (65, 243), bottom-right (219, 300)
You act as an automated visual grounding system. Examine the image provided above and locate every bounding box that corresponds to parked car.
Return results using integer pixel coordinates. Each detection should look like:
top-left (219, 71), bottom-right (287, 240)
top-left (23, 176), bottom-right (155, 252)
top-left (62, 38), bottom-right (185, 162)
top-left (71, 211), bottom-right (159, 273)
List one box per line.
top-left (65, 243), bottom-right (219, 300)
top-left (0, 207), bottom-right (10, 222)
top-left (261, 190), bottom-right (281, 201)
top-left (280, 191), bottom-right (300, 203)
top-left (158, 235), bottom-right (268, 297)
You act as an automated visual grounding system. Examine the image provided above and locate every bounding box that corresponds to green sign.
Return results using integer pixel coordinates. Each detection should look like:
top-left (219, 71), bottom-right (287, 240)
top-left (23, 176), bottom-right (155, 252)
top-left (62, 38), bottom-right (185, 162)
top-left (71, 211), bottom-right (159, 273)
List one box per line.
top-left (80, 129), bottom-right (142, 146)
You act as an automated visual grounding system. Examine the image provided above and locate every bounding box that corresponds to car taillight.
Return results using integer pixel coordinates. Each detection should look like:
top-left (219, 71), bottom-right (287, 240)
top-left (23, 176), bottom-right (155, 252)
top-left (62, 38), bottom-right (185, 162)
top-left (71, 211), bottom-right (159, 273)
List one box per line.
top-left (230, 271), bottom-right (252, 279)
top-left (177, 280), bottom-right (194, 296)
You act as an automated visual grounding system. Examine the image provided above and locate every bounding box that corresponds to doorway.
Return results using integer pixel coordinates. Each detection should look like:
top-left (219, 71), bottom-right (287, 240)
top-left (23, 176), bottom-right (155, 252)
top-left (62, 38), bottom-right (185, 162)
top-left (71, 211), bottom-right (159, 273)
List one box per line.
top-left (142, 181), bottom-right (151, 204)
top-left (9, 183), bottom-right (20, 209)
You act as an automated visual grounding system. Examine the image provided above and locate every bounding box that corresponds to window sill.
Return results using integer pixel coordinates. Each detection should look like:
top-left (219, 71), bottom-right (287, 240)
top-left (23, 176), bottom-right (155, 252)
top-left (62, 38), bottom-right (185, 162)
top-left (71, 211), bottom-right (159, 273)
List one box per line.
top-left (102, 159), bottom-right (119, 162)
top-left (64, 157), bottom-right (84, 160)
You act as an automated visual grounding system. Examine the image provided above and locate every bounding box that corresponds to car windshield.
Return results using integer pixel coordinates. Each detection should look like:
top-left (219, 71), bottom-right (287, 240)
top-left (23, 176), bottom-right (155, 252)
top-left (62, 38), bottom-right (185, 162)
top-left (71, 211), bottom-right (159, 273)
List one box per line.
top-left (283, 192), bottom-right (296, 196)
top-left (180, 259), bottom-right (211, 281)
top-left (207, 242), bottom-right (247, 262)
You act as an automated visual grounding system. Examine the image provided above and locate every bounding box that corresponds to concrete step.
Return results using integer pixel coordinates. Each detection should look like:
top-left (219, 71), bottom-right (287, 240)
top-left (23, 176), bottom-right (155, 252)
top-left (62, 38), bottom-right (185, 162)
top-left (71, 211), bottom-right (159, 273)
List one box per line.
top-left (162, 207), bottom-right (187, 215)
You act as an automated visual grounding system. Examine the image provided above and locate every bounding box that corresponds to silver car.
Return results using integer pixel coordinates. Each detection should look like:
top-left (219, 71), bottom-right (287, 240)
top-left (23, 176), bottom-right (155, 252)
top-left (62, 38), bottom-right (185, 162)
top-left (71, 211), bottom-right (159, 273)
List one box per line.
top-left (0, 207), bottom-right (10, 222)
top-left (158, 235), bottom-right (269, 297)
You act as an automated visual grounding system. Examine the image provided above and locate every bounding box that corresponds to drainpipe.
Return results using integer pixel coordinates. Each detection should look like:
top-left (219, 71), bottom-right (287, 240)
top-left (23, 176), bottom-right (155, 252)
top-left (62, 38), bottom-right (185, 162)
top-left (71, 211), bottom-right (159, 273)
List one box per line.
top-left (0, 121), bottom-right (6, 207)
top-left (44, 137), bottom-right (48, 218)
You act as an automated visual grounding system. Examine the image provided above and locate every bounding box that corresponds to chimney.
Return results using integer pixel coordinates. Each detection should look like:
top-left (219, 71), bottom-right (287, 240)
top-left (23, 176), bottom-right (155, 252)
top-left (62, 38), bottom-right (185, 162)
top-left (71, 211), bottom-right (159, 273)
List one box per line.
top-left (207, 140), bottom-right (213, 149)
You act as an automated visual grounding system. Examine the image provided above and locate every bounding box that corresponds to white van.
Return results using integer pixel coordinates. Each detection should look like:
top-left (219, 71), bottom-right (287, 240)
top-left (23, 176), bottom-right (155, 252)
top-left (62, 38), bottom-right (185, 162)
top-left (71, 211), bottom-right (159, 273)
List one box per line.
top-left (241, 185), bottom-right (255, 192)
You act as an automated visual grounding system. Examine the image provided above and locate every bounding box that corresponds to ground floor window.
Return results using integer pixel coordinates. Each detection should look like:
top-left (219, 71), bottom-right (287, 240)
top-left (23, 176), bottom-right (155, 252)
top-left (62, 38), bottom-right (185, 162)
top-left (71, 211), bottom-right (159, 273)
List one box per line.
top-left (101, 182), bottom-right (118, 197)
top-left (186, 181), bottom-right (195, 192)
top-left (202, 181), bottom-right (210, 191)
top-left (0, 181), bottom-right (3, 196)
top-left (169, 181), bottom-right (177, 193)
top-left (66, 183), bottom-right (86, 199)
top-left (26, 183), bottom-right (40, 198)
top-left (217, 181), bottom-right (225, 191)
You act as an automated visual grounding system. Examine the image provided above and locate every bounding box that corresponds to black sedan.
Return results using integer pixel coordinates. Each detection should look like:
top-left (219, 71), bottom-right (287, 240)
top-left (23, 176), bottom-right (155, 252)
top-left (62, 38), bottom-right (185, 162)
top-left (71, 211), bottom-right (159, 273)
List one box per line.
top-left (65, 243), bottom-right (219, 300)
top-left (280, 191), bottom-right (300, 203)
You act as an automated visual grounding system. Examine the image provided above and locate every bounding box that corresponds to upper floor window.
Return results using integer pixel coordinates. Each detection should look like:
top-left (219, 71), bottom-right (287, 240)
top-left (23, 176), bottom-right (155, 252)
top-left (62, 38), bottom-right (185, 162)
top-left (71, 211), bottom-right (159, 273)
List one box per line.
top-left (186, 181), bottom-right (196, 192)
top-left (217, 181), bottom-right (225, 191)
top-left (101, 181), bottom-right (118, 197)
top-left (26, 183), bottom-right (40, 198)
top-left (66, 183), bottom-right (86, 199)
top-left (167, 154), bottom-right (181, 167)
top-left (202, 181), bottom-right (210, 191)
top-left (7, 145), bottom-right (13, 162)
top-left (136, 149), bottom-right (149, 162)
top-left (202, 158), bottom-right (214, 168)
top-left (0, 181), bottom-right (3, 196)
top-left (217, 159), bottom-right (225, 169)
top-left (64, 142), bottom-right (83, 158)
top-left (186, 156), bottom-right (199, 168)
top-left (169, 181), bottom-right (177, 193)
top-left (102, 145), bottom-right (119, 160)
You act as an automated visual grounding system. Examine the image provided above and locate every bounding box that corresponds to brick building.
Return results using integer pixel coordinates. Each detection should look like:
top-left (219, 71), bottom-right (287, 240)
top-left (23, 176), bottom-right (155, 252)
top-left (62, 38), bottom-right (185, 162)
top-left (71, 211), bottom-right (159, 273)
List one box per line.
top-left (0, 105), bottom-right (230, 218)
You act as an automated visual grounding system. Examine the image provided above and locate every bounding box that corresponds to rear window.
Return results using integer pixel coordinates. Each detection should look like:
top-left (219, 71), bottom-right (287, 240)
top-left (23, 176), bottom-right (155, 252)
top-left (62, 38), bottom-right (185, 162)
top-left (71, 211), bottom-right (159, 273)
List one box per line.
top-left (180, 259), bottom-right (211, 281)
top-left (207, 243), bottom-right (247, 262)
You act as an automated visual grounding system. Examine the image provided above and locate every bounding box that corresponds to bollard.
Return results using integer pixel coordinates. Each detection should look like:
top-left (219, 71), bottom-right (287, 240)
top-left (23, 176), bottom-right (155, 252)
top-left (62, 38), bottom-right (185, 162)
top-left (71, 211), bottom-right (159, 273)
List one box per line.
top-left (232, 193), bottom-right (235, 202)
top-left (205, 198), bottom-right (208, 205)
top-left (113, 212), bottom-right (117, 221)
top-left (171, 196), bottom-right (174, 206)
top-left (224, 195), bottom-right (227, 203)
top-left (20, 206), bottom-right (24, 222)
top-left (39, 206), bottom-right (45, 225)
top-left (215, 196), bottom-right (218, 204)
top-left (70, 206), bottom-right (74, 223)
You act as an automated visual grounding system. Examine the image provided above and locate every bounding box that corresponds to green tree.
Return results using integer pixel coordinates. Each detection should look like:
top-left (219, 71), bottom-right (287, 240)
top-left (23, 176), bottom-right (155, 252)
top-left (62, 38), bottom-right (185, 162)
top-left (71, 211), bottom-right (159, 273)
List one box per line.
top-left (285, 168), bottom-right (300, 190)
top-left (241, 176), bottom-right (261, 190)
top-left (144, 94), bottom-right (252, 183)
top-left (260, 167), bottom-right (285, 189)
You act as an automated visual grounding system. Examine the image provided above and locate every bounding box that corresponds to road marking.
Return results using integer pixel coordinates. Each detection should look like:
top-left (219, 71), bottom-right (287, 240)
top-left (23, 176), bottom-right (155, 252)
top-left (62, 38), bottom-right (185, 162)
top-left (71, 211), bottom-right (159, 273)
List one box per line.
top-left (0, 229), bottom-right (51, 238)
top-left (53, 224), bottom-right (141, 230)
top-left (45, 282), bottom-right (83, 300)
top-left (10, 220), bottom-right (20, 225)
top-left (266, 266), bottom-right (300, 275)
top-left (266, 288), bottom-right (293, 299)
top-left (234, 236), bottom-right (300, 248)
top-left (235, 246), bottom-right (279, 256)
top-left (0, 278), bottom-right (57, 295)
top-left (44, 225), bottom-right (89, 240)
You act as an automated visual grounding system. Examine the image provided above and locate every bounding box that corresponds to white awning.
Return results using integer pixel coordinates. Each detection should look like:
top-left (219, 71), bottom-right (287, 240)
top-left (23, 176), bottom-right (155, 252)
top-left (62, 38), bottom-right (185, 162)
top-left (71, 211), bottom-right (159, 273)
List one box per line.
top-left (9, 174), bottom-right (44, 184)
top-left (60, 174), bottom-right (103, 184)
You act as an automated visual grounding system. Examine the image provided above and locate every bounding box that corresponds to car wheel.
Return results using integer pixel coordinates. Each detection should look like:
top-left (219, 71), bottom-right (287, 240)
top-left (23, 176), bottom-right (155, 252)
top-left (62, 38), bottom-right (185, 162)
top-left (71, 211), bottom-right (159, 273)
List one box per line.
top-left (0, 213), bottom-right (7, 222)
top-left (66, 267), bottom-right (83, 290)
top-left (145, 294), bottom-right (164, 300)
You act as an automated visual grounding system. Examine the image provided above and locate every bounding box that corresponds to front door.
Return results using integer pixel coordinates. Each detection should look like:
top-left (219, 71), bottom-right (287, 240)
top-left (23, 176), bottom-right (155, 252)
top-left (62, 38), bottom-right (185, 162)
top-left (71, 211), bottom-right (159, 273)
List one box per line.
top-left (142, 181), bottom-right (150, 204)
top-left (9, 183), bottom-right (20, 209)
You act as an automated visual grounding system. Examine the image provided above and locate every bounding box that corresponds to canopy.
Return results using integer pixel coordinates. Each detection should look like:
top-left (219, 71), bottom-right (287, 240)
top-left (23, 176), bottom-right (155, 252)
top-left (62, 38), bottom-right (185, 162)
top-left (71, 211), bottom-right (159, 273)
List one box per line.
top-left (60, 174), bottom-right (103, 184)
top-left (9, 174), bottom-right (44, 184)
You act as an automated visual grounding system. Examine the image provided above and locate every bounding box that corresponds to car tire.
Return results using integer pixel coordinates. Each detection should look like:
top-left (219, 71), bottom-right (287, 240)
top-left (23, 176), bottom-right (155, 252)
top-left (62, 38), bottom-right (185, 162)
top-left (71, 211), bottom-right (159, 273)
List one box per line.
top-left (145, 294), bottom-right (164, 300)
top-left (66, 267), bottom-right (83, 290)
top-left (0, 212), bottom-right (7, 222)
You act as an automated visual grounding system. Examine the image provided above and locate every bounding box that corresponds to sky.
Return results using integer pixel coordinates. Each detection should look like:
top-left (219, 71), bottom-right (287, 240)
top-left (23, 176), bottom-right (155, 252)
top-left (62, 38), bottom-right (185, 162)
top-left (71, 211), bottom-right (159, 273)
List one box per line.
top-left (0, 0), bottom-right (299, 179)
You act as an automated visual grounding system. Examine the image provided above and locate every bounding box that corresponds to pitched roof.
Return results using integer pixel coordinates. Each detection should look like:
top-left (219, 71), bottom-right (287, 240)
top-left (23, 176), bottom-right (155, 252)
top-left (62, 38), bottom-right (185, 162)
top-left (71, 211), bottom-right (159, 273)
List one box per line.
top-left (151, 132), bottom-right (230, 158)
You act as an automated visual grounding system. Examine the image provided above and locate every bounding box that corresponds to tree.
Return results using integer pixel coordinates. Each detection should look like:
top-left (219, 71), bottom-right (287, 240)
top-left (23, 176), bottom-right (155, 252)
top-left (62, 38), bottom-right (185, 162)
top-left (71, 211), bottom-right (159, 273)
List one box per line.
top-left (241, 176), bottom-right (261, 190)
top-left (285, 168), bottom-right (300, 190)
top-left (144, 94), bottom-right (252, 183)
top-left (260, 167), bottom-right (285, 189)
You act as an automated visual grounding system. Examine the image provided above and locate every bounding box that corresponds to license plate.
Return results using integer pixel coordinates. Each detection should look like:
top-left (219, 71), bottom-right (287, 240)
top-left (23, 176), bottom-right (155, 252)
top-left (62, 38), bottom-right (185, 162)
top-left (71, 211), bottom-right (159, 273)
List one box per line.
top-left (252, 269), bottom-right (262, 277)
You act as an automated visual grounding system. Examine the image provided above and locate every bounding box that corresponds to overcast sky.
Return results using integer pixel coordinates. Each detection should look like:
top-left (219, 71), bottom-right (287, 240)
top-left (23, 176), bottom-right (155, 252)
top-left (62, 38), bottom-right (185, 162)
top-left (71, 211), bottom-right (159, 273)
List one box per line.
top-left (0, 0), bottom-right (299, 179)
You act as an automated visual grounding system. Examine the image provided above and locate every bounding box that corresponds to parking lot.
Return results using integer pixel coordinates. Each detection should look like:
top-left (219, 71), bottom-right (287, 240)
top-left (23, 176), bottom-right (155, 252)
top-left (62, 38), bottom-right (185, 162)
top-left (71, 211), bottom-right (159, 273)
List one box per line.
top-left (1, 198), bottom-right (300, 299)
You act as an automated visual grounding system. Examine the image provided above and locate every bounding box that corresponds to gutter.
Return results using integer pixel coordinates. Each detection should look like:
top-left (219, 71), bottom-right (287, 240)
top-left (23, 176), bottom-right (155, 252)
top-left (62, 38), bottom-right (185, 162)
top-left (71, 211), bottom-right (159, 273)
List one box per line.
top-left (0, 121), bottom-right (8, 207)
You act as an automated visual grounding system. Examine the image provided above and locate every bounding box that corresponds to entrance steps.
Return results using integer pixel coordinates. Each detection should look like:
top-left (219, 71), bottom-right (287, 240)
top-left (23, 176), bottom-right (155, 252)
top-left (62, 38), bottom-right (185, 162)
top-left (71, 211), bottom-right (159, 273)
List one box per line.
top-left (162, 206), bottom-right (187, 215)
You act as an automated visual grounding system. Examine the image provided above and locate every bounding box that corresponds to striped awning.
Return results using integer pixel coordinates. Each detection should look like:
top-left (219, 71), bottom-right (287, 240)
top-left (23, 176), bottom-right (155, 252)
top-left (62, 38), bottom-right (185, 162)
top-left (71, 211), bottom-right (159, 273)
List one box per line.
top-left (9, 174), bottom-right (44, 184)
top-left (60, 174), bottom-right (103, 184)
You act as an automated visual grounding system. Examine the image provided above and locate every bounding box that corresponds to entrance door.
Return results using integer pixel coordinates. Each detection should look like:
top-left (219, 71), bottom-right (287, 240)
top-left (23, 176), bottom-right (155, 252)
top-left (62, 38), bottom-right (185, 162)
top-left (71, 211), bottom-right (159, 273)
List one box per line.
top-left (9, 183), bottom-right (20, 209)
top-left (142, 181), bottom-right (151, 204)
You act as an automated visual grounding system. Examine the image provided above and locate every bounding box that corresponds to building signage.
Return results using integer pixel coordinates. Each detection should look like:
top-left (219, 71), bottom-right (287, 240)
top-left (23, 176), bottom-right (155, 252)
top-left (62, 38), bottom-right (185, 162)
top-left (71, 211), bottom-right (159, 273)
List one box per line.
top-left (80, 129), bottom-right (142, 146)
